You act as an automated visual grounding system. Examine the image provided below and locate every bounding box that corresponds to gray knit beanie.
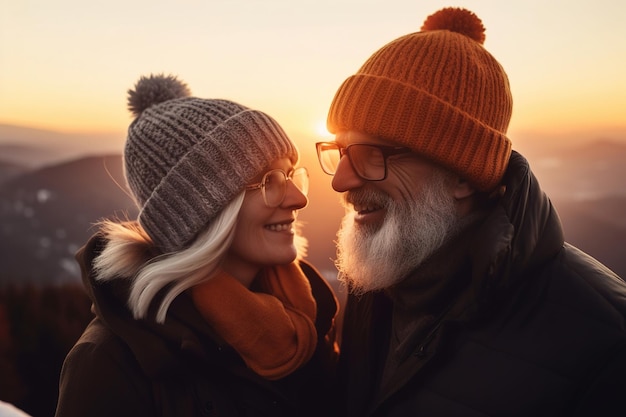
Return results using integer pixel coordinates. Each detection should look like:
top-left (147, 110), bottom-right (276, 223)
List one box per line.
top-left (124, 74), bottom-right (299, 253)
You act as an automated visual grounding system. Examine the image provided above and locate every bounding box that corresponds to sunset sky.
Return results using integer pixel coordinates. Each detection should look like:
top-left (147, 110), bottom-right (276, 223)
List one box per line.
top-left (1, 0), bottom-right (625, 151)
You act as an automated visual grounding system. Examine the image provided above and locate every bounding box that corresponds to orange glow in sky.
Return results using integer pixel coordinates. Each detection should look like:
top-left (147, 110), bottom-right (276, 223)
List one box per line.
top-left (1, 0), bottom-right (625, 148)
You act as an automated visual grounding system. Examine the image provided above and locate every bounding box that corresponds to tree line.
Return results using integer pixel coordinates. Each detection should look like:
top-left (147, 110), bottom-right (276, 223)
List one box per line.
top-left (0, 283), bottom-right (93, 417)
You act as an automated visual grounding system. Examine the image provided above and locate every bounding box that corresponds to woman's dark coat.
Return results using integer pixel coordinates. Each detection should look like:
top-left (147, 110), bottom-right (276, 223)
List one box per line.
top-left (337, 151), bottom-right (626, 416)
top-left (55, 235), bottom-right (338, 417)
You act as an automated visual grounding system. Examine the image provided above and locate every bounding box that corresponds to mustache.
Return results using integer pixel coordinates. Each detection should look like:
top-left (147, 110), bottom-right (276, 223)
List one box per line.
top-left (342, 188), bottom-right (391, 209)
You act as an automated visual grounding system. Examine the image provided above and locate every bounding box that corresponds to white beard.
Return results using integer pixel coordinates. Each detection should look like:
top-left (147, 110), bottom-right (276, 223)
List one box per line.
top-left (335, 171), bottom-right (460, 295)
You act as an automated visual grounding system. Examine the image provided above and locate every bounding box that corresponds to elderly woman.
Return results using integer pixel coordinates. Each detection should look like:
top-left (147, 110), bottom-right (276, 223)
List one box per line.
top-left (55, 74), bottom-right (339, 417)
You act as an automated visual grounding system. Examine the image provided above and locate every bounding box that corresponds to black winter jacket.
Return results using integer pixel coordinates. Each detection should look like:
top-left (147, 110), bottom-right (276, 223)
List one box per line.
top-left (55, 233), bottom-right (339, 417)
top-left (337, 151), bottom-right (626, 416)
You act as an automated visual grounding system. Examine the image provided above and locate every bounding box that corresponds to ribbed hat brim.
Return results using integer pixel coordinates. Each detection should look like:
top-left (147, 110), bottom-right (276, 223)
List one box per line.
top-left (328, 74), bottom-right (511, 191)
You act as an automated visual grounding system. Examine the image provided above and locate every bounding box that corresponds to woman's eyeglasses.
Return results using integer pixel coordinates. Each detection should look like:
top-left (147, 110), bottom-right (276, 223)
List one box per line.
top-left (246, 167), bottom-right (309, 207)
top-left (315, 142), bottom-right (412, 181)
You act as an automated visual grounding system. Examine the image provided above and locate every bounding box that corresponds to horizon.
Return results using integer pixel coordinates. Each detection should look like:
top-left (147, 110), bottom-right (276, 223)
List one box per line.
top-left (5, 121), bottom-right (626, 158)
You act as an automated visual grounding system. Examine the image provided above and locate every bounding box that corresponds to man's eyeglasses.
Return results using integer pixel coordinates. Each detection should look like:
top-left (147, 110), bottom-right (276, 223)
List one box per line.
top-left (315, 142), bottom-right (413, 181)
top-left (245, 167), bottom-right (309, 207)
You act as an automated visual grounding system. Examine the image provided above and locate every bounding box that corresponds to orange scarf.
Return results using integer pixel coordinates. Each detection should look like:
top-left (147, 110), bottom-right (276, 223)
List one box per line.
top-left (190, 262), bottom-right (318, 380)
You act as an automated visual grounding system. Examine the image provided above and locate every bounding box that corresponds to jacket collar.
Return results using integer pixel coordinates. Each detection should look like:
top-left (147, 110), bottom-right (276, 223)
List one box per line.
top-left (470, 151), bottom-right (564, 307)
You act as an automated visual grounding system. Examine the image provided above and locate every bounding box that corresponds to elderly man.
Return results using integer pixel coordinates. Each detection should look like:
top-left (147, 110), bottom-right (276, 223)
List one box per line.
top-left (316, 7), bottom-right (626, 417)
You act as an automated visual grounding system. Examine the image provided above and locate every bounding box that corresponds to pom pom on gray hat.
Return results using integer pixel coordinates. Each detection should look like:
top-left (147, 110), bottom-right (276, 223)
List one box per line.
top-left (124, 74), bottom-right (299, 253)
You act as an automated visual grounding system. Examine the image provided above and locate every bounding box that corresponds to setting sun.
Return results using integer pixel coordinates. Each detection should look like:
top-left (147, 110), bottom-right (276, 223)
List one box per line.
top-left (315, 120), bottom-right (333, 139)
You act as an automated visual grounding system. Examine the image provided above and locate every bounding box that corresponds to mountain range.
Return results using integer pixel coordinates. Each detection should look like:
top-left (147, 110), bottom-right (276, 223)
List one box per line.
top-left (1, 126), bottom-right (625, 285)
top-left (0, 154), bottom-right (137, 284)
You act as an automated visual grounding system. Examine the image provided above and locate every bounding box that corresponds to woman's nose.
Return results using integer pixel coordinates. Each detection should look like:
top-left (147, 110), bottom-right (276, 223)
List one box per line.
top-left (281, 180), bottom-right (308, 209)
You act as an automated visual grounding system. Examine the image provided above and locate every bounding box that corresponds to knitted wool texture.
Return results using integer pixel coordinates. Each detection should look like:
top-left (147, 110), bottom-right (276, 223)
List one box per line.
top-left (124, 74), bottom-right (298, 252)
top-left (327, 8), bottom-right (513, 191)
top-left (191, 263), bottom-right (317, 380)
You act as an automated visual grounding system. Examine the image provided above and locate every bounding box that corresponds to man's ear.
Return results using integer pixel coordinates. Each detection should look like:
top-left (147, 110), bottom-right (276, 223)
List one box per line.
top-left (452, 178), bottom-right (476, 200)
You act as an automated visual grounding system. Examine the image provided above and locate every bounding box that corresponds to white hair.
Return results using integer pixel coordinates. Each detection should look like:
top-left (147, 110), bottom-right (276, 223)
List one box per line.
top-left (93, 191), bottom-right (309, 323)
top-left (336, 168), bottom-right (460, 295)
top-left (94, 193), bottom-right (245, 323)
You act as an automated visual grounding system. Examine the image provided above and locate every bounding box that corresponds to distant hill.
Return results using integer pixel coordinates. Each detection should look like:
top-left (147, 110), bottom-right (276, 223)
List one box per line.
top-left (551, 195), bottom-right (626, 277)
top-left (0, 124), bottom-right (124, 168)
top-left (0, 159), bottom-right (29, 185)
top-left (0, 143), bottom-right (74, 169)
top-left (525, 140), bottom-right (626, 200)
top-left (0, 155), bottom-right (138, 285)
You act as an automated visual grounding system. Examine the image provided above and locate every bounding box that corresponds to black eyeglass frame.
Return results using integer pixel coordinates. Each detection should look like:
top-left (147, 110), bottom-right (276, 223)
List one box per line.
top-left (315, 142), bottom-right (413, 181)
top-left (245, 167), bottom-right (309, 207)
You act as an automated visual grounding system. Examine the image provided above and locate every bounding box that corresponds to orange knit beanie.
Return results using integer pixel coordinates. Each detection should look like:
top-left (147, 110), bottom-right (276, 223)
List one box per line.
top-left (327, 7), bottom-right (513, 191)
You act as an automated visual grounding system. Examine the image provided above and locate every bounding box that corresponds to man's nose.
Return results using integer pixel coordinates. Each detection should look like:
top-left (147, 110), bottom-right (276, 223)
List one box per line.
top-left (331, 156), bottom-right (365, 192)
